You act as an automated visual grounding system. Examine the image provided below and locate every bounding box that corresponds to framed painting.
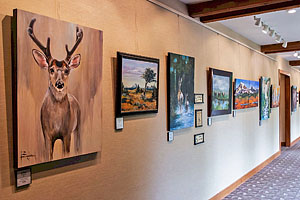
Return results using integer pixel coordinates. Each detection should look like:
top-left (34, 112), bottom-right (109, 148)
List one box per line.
top-left (259, 77), bottom-right (271, 120)
top-left (291, 86), bottom-right (297, 112)
top-left (195, 109), bottom-right (203, 128)
top-left (12, 9), bottom-right (103, 168)
top-left (249, 80), bottom-right (259, 108)
top-left (194, 94), bottom-right (204, 104)
top-left (270, 85), bottom-right (280, 108)
top-left (116, 52), bottom-right (159, 116)
top-left (167, 52), bottom-right (194, 131)
top-left (207, 68), bottom-right (233, 117)
top-left (234, 79), bottom-right (259, 109)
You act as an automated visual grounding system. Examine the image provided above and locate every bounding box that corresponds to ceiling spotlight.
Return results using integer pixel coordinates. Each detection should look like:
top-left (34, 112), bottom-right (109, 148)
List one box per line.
top-left (275, 33), bottom-right (282, 43)
top-left (254, 16), bottom-right (262, 27)
top-left (282, 40), bottom-right (288, 48)
top-left (294, 52), bottom-right (298, 57)
top-left (298, 55), bottom-right (300, 59)
top-left (262, 24), bottom-right (269, 34)
top-left (287, 9), bottom-right (297, 14)
top-left (269, 29), bottom-right (275, 37)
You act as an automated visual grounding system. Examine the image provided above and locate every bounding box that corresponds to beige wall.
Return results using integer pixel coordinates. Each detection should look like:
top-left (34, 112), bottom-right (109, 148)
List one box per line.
top-left (1, 0), bottom-right (300, 200)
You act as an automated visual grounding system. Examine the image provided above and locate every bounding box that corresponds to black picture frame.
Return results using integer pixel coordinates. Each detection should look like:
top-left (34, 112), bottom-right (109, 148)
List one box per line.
top-left (167, 52), bottom-right (195, 131)
top-left (194, 93), bottom-right (204, 104)
top-left (116, 52), bottom-right (159, 116)
top-left (15, 167), bottom-right (32, 188)
top-left (194, 133), bottom-right (204, 145)
top-left (195, 109), bottom-right (203, 128)
top-left (207, 68), bottom-right (233, 117)
top-left (291, 85), bottom-right (297, 112)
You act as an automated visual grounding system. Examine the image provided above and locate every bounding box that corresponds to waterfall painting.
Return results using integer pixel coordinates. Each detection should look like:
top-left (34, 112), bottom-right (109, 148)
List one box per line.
top-left (168, 53), bottom-right (194, 131)
top-left (259, 77), bottom-right (271, 120)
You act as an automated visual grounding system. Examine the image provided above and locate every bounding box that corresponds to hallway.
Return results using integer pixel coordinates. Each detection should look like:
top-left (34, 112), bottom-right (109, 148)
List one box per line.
top-left (225, 142), bottom-right (300, 199)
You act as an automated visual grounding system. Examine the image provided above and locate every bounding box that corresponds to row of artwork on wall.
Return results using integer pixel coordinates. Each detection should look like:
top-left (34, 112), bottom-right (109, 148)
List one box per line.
top-left (12, 9), bottom-right (298, 169)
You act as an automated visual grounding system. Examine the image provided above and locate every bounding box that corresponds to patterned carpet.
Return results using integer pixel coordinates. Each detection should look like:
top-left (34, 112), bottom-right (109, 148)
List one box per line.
top-left (224, 142), bottom-right (300, 200)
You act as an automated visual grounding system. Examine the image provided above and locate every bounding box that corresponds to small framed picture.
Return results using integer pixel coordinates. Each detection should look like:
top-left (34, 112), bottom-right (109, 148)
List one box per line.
top-left (194, 94), bottom-right (204, 104)
top-left (194, 133), bottom-right (204, 145)
top-left (15, 167), bottom-right (32, 188)
top-left (195, 109), bottom-right (203, 128)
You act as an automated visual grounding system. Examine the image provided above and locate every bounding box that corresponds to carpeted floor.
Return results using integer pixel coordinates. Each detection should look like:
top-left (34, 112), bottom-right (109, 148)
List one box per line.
top-left (224, 142), bottom-right (300, 200)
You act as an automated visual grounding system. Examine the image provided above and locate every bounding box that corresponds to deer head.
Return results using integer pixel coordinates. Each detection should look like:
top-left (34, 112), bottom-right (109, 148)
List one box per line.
top-left (28, 18), bottom-right (83, 100)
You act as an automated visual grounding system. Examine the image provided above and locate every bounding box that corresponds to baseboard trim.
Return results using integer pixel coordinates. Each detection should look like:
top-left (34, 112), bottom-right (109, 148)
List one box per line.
top-left (210, 151), bottom-right (280, 200)
top-left (291, 136), bottom-right (300, 147)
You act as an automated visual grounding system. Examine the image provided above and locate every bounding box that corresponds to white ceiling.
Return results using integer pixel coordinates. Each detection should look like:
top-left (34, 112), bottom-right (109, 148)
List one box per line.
top-left (180, 0), bottom-right (300, 62)
top-left (214, 8), bottom-right (300, 61)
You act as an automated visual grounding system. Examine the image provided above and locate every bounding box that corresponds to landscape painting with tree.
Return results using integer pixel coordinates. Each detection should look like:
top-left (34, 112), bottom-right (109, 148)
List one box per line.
top-left (291, 86), bottom-right (297, 112)
top-left (168, 53), bottom-right (194, 131)
top-left (259, 77), bottom-right (271, 120)
top-left (116, 52), bottom-right (159, 115)
top-left (234, 79), bottom-right (259, 109)
top-left (208, 68), bottom-right (232, 117)
top-left (13, 10), bottom-right (103, 168)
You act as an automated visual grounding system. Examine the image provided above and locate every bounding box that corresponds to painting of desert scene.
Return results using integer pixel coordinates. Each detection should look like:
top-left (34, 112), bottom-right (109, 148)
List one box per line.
top-left (120, 56), bottom-right (159, 114)
top-left (14, 10), bottom-right (102, 168)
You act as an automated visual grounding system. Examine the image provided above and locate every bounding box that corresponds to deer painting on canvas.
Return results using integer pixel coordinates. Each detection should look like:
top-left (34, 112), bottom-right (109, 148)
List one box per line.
top-left (13, 9), bottom-right (103, 168)
top-left (28, 18), bottom-right (82, 160)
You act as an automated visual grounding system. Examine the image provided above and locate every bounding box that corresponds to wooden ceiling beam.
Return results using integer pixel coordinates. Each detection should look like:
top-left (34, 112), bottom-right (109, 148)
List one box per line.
top-left (261, 41), bottom-right (300, 54)
top-left (187, 0), bottom-right (300, 23)
top-left (289, 60), bottom-right (300, 66)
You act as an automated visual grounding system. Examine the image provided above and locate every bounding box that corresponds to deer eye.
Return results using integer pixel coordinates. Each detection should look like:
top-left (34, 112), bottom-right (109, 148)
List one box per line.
top-left (64, 69), bottom-right (69, 74)
top-left (49, 68), bottom-right (54, 74)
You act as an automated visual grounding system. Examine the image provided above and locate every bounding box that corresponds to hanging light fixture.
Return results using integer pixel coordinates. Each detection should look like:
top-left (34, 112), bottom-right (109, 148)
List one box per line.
top-left (275, 33), bottom-right (282, 43)
top-left (269, 29), bottom-right (275, 37)
top-left (282, 40), bottom-right (288, 48)
top-left (262, 24), bottom-right (269, 34)
top-left (254, 16), bottom-right (262, 27)
top-left (294, 52), bottom-right (298, 57)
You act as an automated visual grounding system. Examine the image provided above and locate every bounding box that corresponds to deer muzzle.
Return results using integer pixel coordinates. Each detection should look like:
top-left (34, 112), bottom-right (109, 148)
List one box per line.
top-left (55, 81), bottom-right (64, 90)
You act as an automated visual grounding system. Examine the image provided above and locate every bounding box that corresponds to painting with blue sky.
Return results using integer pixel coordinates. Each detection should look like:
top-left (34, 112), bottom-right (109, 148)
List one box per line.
top-left (117, 52), bottom-right (159, 115)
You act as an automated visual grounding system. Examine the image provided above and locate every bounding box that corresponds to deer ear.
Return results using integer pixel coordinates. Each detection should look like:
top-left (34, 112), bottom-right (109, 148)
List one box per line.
top-left (68, 54), bottom-right (81, 69)
top-left (32, 49), bottom-right (48, 69)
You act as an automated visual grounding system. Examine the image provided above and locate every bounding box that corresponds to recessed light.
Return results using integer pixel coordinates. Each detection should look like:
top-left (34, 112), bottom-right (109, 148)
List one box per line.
top-left (287, 9), bottom-right (297, 14)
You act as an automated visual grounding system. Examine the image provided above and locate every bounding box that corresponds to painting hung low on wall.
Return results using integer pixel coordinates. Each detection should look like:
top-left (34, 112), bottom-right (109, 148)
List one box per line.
top-left (207, 68), bottom-right (233, 116)
top-left (270, 85), bottom-right (280, 108)
top-left (116, 52), bottom-right (159, 115)
top-left (12, 9), bottom-right (103, 168)
top-left (168, 52), bottom-right (194, 131)
top-left (291, 86), bottom-right (297, 112)
top-left (234, 79), bottom-right (259, 109)
top-left (259, 77), bottom-right (271, 120)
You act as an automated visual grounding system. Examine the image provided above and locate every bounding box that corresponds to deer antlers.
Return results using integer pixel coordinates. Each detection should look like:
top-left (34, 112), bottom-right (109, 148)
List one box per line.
top-left (65, 27), bottom-right (83, 63)
top-left (28, 18), bottom-right (83, 64)
top-left (28, 18), bottom-right (52, 62)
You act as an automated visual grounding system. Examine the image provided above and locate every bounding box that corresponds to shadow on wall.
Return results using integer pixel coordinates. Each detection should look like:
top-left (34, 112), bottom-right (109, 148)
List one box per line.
top-left (0, 15), bottom-right (99, 192)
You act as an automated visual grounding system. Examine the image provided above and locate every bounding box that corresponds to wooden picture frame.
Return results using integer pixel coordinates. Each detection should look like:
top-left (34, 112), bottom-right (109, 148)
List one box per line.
top-left (116, 52), bottom-right (159, 116)
top-left (207, 68), bottom-right (233, 117)
top-left (195, 109), bottom-right (203, 128)
top-left (194, 94), bottom-right (204, 104)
